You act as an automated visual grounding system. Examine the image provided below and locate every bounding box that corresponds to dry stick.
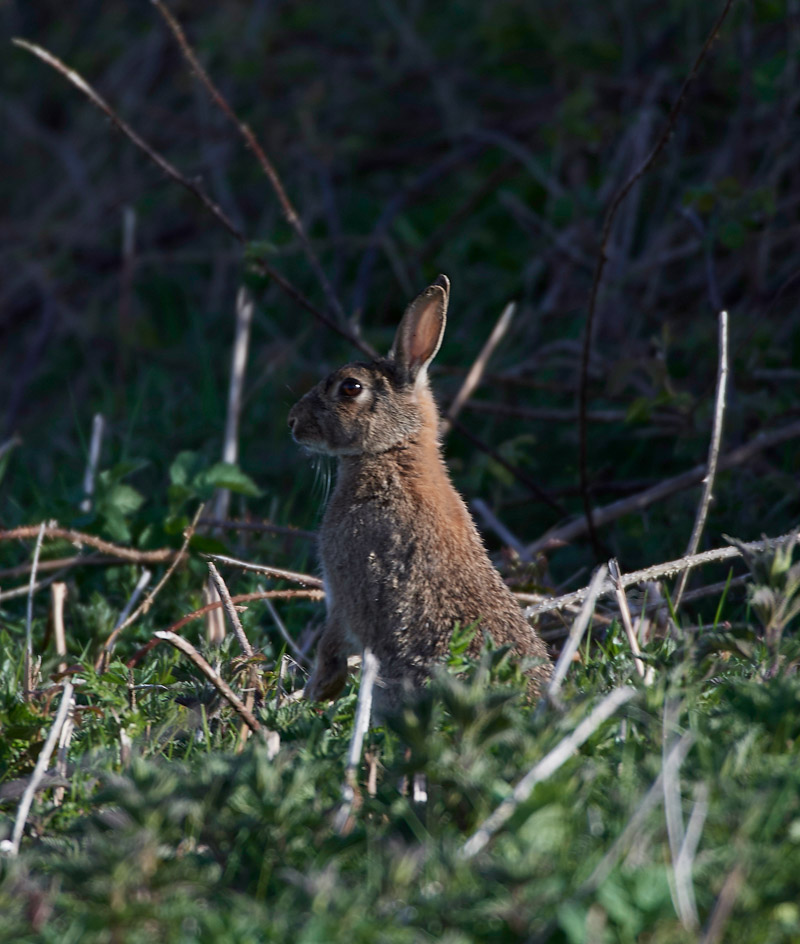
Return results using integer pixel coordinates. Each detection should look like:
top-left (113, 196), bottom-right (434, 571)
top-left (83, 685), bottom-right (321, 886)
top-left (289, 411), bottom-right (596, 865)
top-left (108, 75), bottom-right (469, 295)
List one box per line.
top-left (585, 731), bottom-right (695, 890)
top-left (576, 0), bottom-right (736, 557)
top-left (334, 648), bottom-right (380, 835)
top-left (50, 582), bottom-right (68, 676)
top-left (0, 680), bottom-right (75, 857)
top-left (10, 40), bottom-right (369, 362)
top-left (205, 552), bottom-right (324, 589)
top-left (208, 287), bottom-right (255, 643)
top-left (96, 569), bottom-right (152, 672)
top-left (125, 588), bottom-right (324, 669)
top-left (153, 631), bottom-right (263, 734)
top-left (79, 413), bottom-right (104, 513)
top-left (546, 565), bottom-right (608, 705)
top-left (608, 558), bottom-right (647, 680)
top-left (440, 301), bottom-right (516, 436)
top-left (0, 554), bottom-right (155, 582)
top-left (97, 504), bottom-right (204, 667)
top-left (461, 685), bottom-right (637, 860)
top-left (526, 529), bottom-right (799, 619)
top-left (24, 522), bottom-right (46, 702)
top-left (207, 562), bottom-right (254, 658)
top-left (674, 310), bottom-right (729, 610)
top-left (0, 524), bottom-right (175, 562)
top-left (53, 690), bottom-right (76, 808)
top-left (152, 0), bottom-right (347, 328)
top-left (527, 418), bottom-right (800, 556)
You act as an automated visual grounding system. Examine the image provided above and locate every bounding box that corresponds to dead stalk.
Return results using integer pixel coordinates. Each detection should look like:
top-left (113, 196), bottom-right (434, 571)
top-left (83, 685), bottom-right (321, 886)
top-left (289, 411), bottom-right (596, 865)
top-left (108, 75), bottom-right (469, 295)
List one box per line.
top-left (24, 522), bottom-right (46, 701)
top-left (79, 413), bottom-right (104, 513)
top-left (608, 558), bottom-right (647, 681)
top-left (1, 680), bottom-right (75, 857)
top-left (205, 553), bottom-right (324, 588)
top-left (50, 582), bottom-right (68, 675)
top-left (207, 562), bottom-right (254, 658)
top-left (440, 300), bottom-right (516, 435)
top-left (674, 310), bottom-right (729, 610)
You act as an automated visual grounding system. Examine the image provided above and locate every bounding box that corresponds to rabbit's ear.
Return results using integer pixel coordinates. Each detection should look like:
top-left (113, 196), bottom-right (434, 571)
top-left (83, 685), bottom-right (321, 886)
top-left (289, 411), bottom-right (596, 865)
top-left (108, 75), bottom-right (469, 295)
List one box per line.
top-left (391, 275), bottom-right (449, 383)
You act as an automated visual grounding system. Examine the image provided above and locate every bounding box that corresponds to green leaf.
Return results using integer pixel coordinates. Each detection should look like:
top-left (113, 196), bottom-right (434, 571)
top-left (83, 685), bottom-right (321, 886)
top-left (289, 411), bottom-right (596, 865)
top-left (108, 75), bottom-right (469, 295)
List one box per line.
top-left (198, 462), bottom-right (262, 497)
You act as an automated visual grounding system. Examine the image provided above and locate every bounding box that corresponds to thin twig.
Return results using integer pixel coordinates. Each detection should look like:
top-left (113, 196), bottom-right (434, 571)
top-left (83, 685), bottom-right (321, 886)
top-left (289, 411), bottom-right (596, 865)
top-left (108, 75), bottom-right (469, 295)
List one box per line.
top-left (125, 588), bottom-right (324, 668)
top-left (0, 680), bottom-right (74, 857)
top-left (460, 686), bottom-right (636, 859)
top-left (0, 524), bottom-right (176, 562)
top-left (525, 529), bottom-right (800, 619)
top-left (440, 301), bottom-right (516, 435)
top-left (577, 0), bottom-right (736, 557)
top-left (11, 39), bottom-right (245, 243)
top-left (546, 565), bottom-right (608, 706)
top-left (97, 506), bottom-right (203, 668)
top-left (152, 0), bottom-right (347, 327)
top-left (153, 631), bottom-right (263, 734)
top-left (205, 553), bottom-right (324, 588)
top-left (674, 310), bottom-right (729, 610)
top-left (50, 582), bottom-right (68, 676)
top-left (334, 648), bottom-right (379, 835)
top-left (96, 569), bottom-right (152, 672)
top-left (609, 558), bottom-right (647, 680)
top-left (674, 782), bottom-right (709, 927)
top-left (527, 418), bottom-right (800, 555)
top-left (24, 522), bottom-right (46, 701)
top-left (207, 561), bottom-right (254, 658)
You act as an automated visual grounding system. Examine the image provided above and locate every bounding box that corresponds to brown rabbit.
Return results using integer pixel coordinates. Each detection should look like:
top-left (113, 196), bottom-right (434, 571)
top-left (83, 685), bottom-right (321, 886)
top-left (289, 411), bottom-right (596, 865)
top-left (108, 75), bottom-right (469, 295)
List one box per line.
top-left (288, 275), bottom-right (551, 711)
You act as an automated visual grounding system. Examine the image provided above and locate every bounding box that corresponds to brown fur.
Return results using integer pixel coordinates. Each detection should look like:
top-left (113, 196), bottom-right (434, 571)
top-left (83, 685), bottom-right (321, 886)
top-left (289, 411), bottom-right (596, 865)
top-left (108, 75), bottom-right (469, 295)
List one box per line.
top-left (288, 276), bottom-right (551, 712)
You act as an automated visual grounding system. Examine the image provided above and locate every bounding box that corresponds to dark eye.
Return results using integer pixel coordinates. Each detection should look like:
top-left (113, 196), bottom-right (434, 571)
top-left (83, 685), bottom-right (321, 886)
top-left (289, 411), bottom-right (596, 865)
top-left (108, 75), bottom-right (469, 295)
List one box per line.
top-left (339, 378), bottom-right (362, 398)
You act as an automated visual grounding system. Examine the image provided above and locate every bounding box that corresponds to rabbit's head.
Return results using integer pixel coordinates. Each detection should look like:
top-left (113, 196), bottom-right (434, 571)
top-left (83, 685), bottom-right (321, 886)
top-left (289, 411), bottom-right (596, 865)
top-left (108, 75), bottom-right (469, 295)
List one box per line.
top-left (288, 276), bottom-right (449, 456)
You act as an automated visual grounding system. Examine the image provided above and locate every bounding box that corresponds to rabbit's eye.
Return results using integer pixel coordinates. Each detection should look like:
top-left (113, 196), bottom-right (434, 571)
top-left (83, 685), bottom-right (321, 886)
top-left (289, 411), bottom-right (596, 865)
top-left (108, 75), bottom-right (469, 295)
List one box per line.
top-left (340, 378), bottom-right (363, 398)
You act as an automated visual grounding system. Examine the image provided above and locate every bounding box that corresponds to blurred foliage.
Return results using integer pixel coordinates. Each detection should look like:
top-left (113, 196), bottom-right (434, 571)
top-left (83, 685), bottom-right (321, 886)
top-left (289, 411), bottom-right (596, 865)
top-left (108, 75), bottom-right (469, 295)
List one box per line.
top-left (1, 0), bottom-right (800, 939)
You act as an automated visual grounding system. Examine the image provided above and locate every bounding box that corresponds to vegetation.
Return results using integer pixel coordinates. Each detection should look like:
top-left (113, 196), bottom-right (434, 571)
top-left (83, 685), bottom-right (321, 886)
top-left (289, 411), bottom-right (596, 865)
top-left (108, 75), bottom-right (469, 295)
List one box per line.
top-left (1, 0), bottom-right (799, 940)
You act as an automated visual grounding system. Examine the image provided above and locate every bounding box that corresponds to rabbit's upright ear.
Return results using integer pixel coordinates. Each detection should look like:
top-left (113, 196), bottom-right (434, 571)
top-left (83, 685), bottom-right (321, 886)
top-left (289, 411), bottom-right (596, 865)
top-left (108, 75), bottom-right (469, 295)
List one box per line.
top-left (390, 275), bottom-right (449, 384)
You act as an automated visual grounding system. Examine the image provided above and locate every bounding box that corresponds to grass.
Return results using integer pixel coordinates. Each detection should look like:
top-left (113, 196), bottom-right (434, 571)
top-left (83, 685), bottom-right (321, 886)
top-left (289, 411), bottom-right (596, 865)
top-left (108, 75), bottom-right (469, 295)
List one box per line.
top-left (2, 0), bottom-right (800, 939)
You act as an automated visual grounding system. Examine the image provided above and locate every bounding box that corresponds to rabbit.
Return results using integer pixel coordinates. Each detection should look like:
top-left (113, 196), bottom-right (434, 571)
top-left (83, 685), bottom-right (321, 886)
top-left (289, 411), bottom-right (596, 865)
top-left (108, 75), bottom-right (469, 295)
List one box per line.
top-left (288, 274), bottom-right (551, 712)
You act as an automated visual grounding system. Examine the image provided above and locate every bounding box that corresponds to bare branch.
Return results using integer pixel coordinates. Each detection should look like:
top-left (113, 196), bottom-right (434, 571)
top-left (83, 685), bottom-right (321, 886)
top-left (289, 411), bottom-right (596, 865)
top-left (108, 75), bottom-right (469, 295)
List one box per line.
top-left (205, 553), bottom-right (324, 589)
top-left (527, 419), bottom-right (800, 555)
top-left (153, 631), bottom-right (263, 735)
top-left (207, 561), bottom-right (254, 658)
top-left (152, 0), bottom-right (347, 327)
top-left (0, 524), bottom-right (175, 563)
top-left (440, 300), bottom-right (516, 435)
top-left (526, 529), bottom-right (800, 619)
top-left (674, 310), bottom-right (729, 609)
top-left (608, 558), bottom-right (647, 681)
top-left (11, 39), bottom-right (245, 243)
